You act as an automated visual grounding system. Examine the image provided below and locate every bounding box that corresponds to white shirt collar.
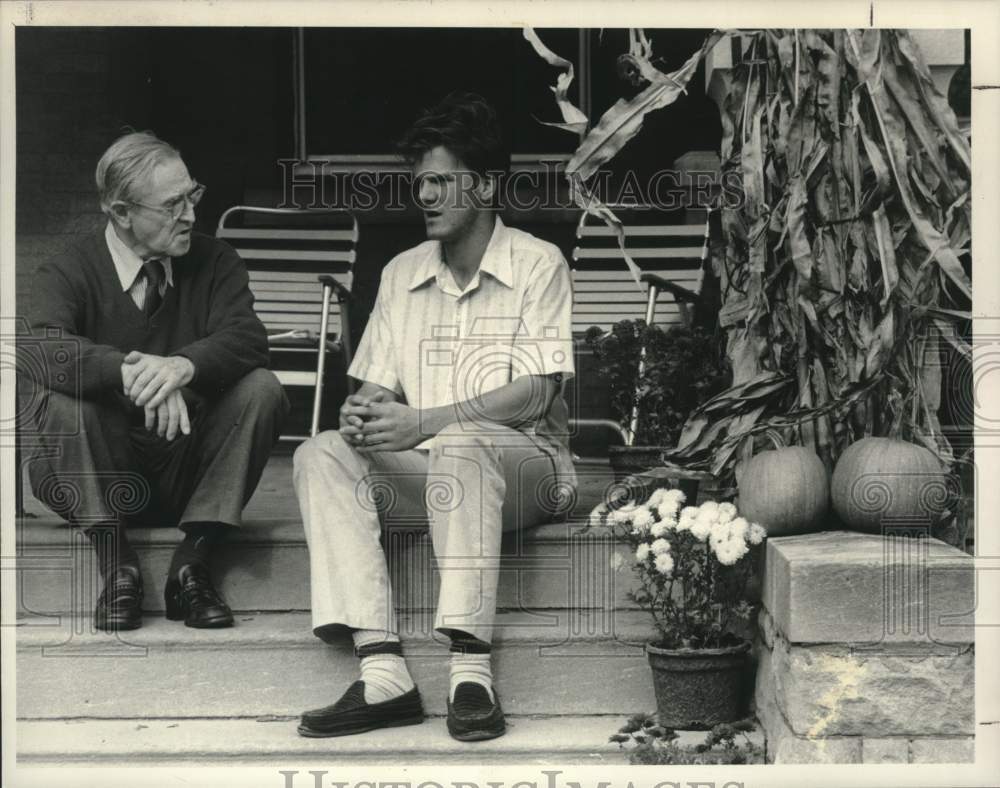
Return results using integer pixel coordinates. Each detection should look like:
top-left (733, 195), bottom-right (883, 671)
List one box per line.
top-left (407, 216), bottom-right (514, 293)
top-left (104, 221), bottom-right (175, 292)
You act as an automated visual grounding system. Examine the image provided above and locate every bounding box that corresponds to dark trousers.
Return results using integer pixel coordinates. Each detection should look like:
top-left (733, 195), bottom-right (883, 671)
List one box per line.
top-left (26, 368), bottom-right (290, 530)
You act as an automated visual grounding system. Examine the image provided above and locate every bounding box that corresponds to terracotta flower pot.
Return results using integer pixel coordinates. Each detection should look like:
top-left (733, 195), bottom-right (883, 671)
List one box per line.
top-left (645, 640), bottom-right (753, 729)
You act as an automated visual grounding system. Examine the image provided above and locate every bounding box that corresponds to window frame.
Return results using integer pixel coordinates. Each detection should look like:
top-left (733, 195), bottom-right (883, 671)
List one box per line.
top-left (291, 27), bottom-right (591, 175)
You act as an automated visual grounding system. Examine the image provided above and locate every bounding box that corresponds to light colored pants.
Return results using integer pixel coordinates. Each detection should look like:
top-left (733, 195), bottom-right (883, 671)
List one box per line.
top-left (293, 421), bottom-right (573, 644)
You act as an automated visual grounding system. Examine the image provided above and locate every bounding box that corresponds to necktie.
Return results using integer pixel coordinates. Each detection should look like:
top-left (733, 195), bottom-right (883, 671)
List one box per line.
top-left (142, 259), bottom-right (164, 317)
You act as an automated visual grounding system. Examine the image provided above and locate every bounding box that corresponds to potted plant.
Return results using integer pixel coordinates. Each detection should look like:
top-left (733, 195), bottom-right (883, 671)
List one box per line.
top-left (585, 320), bottom-right (730, 484)
top-left (589, 486), bottom-right (766, 729)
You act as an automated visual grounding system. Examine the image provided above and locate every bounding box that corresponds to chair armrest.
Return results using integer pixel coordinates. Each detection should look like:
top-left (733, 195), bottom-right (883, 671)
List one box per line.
top-left (639, 272), bottom-right (700, 303)
top-left (318, 275), bottom-right (352, 302)
top-left (267, 329), bottom-right (341, 351)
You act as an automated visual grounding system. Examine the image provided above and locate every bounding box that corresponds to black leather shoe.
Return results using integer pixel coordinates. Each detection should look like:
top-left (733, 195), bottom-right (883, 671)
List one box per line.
top-left (298, 680), bottom-right (425, 738)
top-left (446, 682), bottom-right (506, 741)
top-left (94, 565), bottom-right (143, 631)
top-left (164, 563), bottom-right (233, 628)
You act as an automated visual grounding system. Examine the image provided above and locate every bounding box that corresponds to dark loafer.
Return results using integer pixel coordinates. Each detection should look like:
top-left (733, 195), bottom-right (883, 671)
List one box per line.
top-left (164, 563), bottom-right (234, 628)
top-left (446, 682), bottom-right (506, 741)
top-left (298, 680), bottom-right (425, 738)
top-left (94, 565), bottom-right (143, 631)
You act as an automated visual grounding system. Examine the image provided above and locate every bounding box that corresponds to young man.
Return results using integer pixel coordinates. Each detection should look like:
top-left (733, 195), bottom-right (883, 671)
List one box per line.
top-left (23, 131), bottom-right (289, 631)
top-left (293, 93), bottom-right (577, 741)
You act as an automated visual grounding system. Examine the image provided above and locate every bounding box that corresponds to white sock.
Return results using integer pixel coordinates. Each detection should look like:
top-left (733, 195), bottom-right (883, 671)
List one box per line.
top-left (358, 653), bottom-right (415, 704)
top-left (449, 653), bottom-right (494, 702)
top-left (352, 629), bottom-right (414, 705)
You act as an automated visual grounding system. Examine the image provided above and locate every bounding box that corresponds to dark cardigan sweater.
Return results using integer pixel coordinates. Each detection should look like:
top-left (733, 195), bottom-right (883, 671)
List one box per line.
top-left (26, 230), bottom-right (269, 399)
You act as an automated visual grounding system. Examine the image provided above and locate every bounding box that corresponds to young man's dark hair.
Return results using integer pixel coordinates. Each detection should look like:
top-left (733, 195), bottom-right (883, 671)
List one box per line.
top-left (396, 91), bottom-right (511, 177)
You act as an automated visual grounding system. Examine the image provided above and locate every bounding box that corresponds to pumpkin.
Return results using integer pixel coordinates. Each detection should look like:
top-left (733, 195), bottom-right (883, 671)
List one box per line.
top-left (738, 446), bottom-right (829, 536)
top-left (831, 437), bottom-right (947, 533)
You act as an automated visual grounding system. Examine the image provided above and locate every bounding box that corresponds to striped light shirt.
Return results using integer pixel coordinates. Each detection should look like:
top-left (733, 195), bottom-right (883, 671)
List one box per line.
top-left (348, 217), bottom-right (577, 486)
top-left (104, 221), bottom-right (174, 308)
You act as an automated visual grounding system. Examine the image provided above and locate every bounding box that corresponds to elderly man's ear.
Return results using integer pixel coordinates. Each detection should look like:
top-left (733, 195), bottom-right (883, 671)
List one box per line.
top-left (108, 202), bottom-right (133, 230)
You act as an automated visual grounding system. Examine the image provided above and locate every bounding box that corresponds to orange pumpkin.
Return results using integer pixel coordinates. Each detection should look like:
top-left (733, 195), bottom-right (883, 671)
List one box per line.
top-left (738, 446), bottom-right (829, 536)
top-left (831, 437), bottom-right (947, 533)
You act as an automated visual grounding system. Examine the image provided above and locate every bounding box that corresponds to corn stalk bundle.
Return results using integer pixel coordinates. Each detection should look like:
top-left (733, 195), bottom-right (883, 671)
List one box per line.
top-left (526, 28), bottom-right (971, 482)
top-left (665, 29), bottom-right (971, 480)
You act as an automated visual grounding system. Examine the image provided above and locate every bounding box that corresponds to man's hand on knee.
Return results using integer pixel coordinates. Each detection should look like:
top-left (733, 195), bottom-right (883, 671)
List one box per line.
top-left (144, 389), bottom-right (192, 441)
top-left (123, 351), bottom-right (195, 408)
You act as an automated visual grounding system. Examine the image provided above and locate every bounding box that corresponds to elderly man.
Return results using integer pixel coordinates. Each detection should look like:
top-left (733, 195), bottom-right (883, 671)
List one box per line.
top-left (23, 131), bottom-right (289, 631)
top-left (293, 93), bottom-right (577, 742)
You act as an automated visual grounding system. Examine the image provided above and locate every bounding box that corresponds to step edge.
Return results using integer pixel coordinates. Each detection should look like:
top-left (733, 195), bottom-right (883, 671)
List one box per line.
top-left (15, 610), bottom-right (658, 650)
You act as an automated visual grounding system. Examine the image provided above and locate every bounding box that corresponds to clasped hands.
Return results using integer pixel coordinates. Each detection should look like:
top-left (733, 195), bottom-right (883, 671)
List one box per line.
top-left (339, 392), bottom-right (422, 452)
top-left (120, 351), bottom-right (196, 441)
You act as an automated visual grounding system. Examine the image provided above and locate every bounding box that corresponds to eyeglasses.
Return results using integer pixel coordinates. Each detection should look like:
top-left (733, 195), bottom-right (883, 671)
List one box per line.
top-left (127, 182), bottom-right (206, 222)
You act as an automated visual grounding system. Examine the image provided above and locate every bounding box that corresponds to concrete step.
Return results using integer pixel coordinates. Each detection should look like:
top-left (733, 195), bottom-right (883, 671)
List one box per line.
top-left (13, 519), bottom-right (636, 616)
top-left (16, 716), bottom-right (766, 767)
top-left (16, 458), bottom-right (633, 616)
top-left (16, 715), bottom-right (633, 766)
top-left (17, 611), bottom-right (659, 719)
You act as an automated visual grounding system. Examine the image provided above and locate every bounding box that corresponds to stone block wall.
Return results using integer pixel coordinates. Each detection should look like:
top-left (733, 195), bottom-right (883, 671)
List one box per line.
top-left (754, 530), bottom-right (975, 763)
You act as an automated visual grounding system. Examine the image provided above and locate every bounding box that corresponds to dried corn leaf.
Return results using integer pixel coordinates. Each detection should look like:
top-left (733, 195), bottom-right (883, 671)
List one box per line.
top-left (871, 204), bottom-right (899, 306)
top-left (566, 32), bottom-right (724, 183)
top-left (895, 32), bottom-right (971, 173)
top-left (786, 174), bottom-right (813, 279)
top-left (522, 28), bottom-right (589, 135)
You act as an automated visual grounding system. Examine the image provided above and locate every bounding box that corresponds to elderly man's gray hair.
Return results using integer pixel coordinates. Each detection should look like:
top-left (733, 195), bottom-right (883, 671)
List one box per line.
top-left (95, 131), bottom-right (181, 215)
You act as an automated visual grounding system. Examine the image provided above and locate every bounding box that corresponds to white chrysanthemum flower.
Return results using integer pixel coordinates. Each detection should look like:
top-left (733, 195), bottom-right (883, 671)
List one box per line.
top-left (654, 552), bottom-right (675, 575)
top-left (708, 519), bottom-right (732, 547)
top-left (635, 543), bottom-right (651, 562)
top-left (588, 503), bottom-right (608, 528)
top-left (696, 511), bottom-right (718, 530)
top-left (610, 552), bottom-right (626, 571)
top-left (717, 502), bottom-right (738, 524)
top-left (630, 506), bottom-right (655, 534)
top-left (651, 537), bottom-right (671, 555)
top-left (663, 488), bottom-right (686, 506)
top-left (656, 499), bottom-right (682, 521)
top-left (712, 538), bottom-right (735, 565)
top-left (676, 506), bottom-right (698, 532)
top-left (749, 523), bottom-right (767, 545)
top-left (650, 520), bottom-right (670, 538)
top-left (646, 488), bottom-right (668, 509)
top-left (698, 501), bottom-right (720, 519)
top-left (610, 507), bottom-right (635, 525)
top-left (714, 537), bottom-right (749, 566)
top-left (729, 516), bottom-right (750, 542)
top-left (689, 519), bottom-right (712, 541)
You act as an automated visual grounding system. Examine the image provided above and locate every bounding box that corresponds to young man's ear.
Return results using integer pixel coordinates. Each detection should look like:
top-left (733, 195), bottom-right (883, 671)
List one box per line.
top-left (476, 172), bottom-right (497, 208)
